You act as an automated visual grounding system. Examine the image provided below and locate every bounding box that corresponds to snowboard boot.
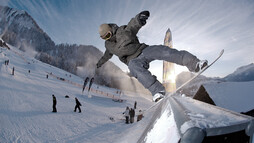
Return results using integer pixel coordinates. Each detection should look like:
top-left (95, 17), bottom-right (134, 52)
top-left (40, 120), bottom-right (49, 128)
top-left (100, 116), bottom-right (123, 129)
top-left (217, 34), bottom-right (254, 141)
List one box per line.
top-left (153, 91), bottom-right (165, 102)
top-left (195, 60), bottom-right (208, 72)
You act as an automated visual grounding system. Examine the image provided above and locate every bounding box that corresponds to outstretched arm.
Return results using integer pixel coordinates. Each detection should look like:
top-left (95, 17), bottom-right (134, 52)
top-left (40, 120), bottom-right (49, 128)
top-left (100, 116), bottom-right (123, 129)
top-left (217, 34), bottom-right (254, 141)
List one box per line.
top-left (126, 11), bottom-right (150, 35)
top-left (96, 49), bottom-right (113, 68)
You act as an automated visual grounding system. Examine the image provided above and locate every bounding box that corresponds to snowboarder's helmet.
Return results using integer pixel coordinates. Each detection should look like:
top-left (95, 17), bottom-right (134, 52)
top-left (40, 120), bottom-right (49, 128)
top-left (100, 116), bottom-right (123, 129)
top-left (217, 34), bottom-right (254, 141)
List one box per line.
top-left (99, 24), bottom-right (112, 40)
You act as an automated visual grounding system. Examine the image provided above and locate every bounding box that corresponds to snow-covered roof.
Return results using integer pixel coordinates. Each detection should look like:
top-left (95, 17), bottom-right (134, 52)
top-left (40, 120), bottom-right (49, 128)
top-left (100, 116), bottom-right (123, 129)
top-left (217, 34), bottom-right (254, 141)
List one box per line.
top-left (203, 81), bottom-right (254, 113)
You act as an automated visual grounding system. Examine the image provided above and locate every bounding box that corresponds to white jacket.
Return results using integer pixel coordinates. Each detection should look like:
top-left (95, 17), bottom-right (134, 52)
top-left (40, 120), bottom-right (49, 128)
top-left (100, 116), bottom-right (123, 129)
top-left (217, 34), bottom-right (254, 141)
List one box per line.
top-left (123, 109), bottom-right (130, 117)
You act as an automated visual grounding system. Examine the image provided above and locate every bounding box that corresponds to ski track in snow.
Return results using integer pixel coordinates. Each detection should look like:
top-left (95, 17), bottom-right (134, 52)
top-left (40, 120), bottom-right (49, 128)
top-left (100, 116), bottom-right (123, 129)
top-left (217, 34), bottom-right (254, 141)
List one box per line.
top-left (0, 46), bottom-right (153, 143)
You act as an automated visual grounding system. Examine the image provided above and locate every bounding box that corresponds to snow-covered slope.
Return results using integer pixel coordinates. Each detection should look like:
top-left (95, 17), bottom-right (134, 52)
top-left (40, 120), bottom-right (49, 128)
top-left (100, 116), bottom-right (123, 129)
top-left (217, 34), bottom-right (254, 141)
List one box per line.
top-left (0, 45), bottom-right (153, 143)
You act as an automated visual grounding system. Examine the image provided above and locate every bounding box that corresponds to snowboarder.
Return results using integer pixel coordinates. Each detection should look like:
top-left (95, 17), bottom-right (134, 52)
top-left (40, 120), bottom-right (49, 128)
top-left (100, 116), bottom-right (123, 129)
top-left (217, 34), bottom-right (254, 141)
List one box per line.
top-left (88, 77), bottom-right (94, 92)
top-left (52, 94), bottom-right (57, 113)
top-left (134, 101), bottom-right (137, 109)
top-left (123, 106), bottom-right (130, 124)
top-left (96, 11), bottom-right (208, 102)
top-left (12, 67), bottom-right (15, 75)
top-left (137, 110), bottom-right (144, 122)
top-left (129, 108), bottom-right (135, 124)
top-left (74, 97), bottom-right (82, 113)
top-left (82, 77), bottom-right (89, 93)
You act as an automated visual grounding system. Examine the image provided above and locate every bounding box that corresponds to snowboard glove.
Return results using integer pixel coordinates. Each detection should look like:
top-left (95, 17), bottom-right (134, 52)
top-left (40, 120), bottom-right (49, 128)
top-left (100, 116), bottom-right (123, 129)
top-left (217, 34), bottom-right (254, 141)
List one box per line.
top-left (139, 11), bottom-right (150, 26)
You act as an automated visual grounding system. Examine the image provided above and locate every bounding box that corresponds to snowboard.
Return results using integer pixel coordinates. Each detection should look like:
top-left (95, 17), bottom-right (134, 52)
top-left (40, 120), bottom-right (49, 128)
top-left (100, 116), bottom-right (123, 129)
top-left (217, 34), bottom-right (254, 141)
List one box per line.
top-left (144, 49), bottom-right (224, 113)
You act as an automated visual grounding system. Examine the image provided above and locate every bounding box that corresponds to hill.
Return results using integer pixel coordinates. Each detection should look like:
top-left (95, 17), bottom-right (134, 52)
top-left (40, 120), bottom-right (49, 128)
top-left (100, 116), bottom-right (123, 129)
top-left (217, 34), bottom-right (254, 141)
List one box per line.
top-left (0, 44), bottom-right (153, 143)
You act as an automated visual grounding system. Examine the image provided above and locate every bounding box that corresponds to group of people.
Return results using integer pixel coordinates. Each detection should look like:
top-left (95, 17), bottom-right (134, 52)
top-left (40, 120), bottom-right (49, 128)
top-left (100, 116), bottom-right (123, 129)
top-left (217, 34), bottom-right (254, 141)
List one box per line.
top-left (52, 95), bottom-right (82, 113)
top-left (4, 60), bottom-right (9, 65)
top-left (123, 101), bottom-right (143, 124)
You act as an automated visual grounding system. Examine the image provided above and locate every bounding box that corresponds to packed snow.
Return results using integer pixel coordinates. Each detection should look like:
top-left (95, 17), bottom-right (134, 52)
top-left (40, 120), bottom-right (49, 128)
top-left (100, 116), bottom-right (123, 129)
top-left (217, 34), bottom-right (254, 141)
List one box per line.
top-left (145, 106), bottom-right (180, 143)
top-left (0, 45), bottom-right (155, 143)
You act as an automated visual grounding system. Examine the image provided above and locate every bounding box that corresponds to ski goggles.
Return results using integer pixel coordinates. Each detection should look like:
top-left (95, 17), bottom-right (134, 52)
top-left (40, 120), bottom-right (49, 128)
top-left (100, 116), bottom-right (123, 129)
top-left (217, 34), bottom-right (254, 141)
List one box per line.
top-left (101, 31), bottom-right (112, 40)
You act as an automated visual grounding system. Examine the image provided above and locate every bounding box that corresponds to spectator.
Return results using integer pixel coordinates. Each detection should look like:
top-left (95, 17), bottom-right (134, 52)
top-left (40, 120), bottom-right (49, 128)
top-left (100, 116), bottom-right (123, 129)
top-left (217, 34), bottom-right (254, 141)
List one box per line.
top-left (12, 67), bottom-right (15, 75)
top-left (52, 95), bottom-right (57, 113)
top-left (134, 101), bottom-right (137, 109)
top-left (123, 106), bottom-right (130, 124)
top-left (137, 110), bottom-right (144, 122)
top-left (129, 108), bottom-right (135, 124)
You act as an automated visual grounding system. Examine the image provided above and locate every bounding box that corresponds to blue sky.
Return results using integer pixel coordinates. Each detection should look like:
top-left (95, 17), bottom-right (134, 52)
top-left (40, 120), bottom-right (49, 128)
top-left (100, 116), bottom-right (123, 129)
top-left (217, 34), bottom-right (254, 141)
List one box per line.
top-left (1, 0), bottom-right (254, 81)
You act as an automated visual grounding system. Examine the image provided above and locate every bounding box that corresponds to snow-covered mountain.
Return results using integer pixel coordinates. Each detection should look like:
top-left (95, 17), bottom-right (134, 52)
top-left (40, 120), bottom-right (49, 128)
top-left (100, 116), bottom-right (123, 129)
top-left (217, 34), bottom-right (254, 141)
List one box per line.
top-left (0, 5), bottom-right (148, 93)
top-left (0, 43), bottom-right (153, 143)
top-left (175, 72), bottom-right (221, 96)
top-left (223, 63), bottom-right (254, 82)
top-left (0, 5), bottom-right (55, 53)
top-left (175, 63), bottom-right (254, 96)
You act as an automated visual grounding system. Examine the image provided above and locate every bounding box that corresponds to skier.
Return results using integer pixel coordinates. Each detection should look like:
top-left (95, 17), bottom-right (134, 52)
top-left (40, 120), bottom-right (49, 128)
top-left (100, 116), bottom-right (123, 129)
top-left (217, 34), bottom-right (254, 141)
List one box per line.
top-left (123, 106), bottom-right (130, 124)
top-left (82, 77), bottom-right (89, 93)
top-left (88, 77), bottom-right (94, 92)
top-left (74, 97), bottom-right (82, 113)
top-left (52, 94), bottom-right (57, 113)
top-left (96, 10), bottom-right (208, 102)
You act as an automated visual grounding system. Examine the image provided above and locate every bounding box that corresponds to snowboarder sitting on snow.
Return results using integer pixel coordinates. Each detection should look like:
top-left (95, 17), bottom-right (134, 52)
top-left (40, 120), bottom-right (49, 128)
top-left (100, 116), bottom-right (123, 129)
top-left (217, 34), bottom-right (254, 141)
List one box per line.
top-left (96, 10), bottom-right (208, 102)
top-left (74, 97), bottom-right (82, 113)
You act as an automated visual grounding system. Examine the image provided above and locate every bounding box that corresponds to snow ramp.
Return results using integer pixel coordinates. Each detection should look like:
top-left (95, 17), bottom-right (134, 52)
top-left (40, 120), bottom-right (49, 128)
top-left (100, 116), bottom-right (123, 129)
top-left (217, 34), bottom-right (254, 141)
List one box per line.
top-left (137, 94), bottom-right (254, 143)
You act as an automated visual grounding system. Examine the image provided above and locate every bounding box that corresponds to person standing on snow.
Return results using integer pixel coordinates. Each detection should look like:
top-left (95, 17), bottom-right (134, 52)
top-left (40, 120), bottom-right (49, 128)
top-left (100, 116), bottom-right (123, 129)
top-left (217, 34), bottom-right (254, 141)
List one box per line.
top-left (129, 108), bottom-right (135, 124)
top-left (134, 101), bottom-right (137, 109)
top-left (137, 110), bottom-right (144, 122)
top-left (123, 106), bottom-right (130, 124)
top-left (52, 94), bottom-right (57, 113)
top-left (74, 97), bottom-right (82, 113)
top-left (96, 10), bottom-right (208, 102)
